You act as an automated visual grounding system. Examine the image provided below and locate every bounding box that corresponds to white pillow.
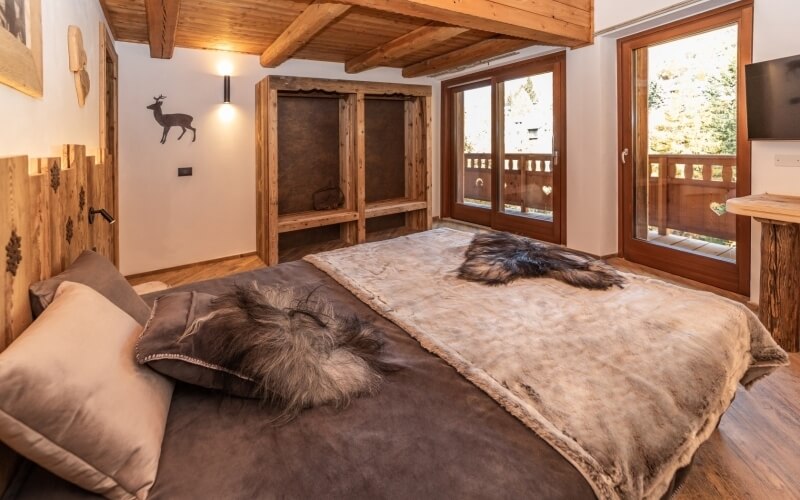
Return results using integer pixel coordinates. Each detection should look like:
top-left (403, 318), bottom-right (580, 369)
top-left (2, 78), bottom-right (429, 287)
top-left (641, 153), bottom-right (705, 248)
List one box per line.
top-left (0, 281), bottom-right (173, 499)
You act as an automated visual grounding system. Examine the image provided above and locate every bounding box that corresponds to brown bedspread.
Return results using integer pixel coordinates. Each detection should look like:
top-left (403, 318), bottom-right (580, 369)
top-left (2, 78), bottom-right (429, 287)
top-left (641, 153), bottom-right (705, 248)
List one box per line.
top-left (9, 261), bottom-right (595, 500)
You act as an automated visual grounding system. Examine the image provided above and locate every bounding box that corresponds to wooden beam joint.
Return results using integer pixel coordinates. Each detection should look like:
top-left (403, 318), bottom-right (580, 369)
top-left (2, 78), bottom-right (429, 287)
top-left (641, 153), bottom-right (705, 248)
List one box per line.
top-left (345, 24), bottom-right (468, 74)
top-left (335, 0), bottom-right (593, 46)
top-left (402, 37), bottom-right (534, 78)
top-left (261, 1), bottom-right (351, 68)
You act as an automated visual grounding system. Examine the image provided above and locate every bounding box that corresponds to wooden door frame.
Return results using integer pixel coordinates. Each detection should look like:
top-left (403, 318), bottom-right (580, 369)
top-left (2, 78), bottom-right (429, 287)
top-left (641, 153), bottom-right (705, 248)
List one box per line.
top-left (617, 1), bottom-right (753, 295)
top-left (99, 22), bottom-right (119, 266)
top-left (441, 51), bottom-right (568, 244)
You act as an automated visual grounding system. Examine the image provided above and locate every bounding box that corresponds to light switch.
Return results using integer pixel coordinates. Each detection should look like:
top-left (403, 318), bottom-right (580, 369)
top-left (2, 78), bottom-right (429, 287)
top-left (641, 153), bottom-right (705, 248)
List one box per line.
top-left (178, 167), bottom-right (193, 177)
top-left (775, 155), bottom-right (800, 168)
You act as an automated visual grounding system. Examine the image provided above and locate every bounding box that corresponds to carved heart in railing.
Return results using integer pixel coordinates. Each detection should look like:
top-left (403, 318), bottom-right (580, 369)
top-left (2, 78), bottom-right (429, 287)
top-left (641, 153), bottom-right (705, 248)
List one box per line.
top-left (710, 202), bottom-right (727, 216)
top-left (542, 185), bottom-right (553, 196)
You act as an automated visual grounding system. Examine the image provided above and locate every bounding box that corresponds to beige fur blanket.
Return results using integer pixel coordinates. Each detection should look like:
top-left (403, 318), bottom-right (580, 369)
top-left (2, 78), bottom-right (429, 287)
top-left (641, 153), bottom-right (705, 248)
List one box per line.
top-left (305, 228), bottom-right (789, 500)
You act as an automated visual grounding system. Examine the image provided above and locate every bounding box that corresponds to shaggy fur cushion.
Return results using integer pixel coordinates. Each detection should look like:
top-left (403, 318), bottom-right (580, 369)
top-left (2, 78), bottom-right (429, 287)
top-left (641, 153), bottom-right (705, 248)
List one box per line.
top-left (138, 283), bottom-right (393, 422)
top-left (458, 232), bottom-right (625, 290)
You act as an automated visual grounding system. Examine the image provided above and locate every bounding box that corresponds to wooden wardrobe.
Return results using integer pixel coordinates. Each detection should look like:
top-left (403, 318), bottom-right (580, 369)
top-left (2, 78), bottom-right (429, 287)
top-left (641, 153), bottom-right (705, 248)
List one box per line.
top-left (255, 76), bottom-right (432, 266)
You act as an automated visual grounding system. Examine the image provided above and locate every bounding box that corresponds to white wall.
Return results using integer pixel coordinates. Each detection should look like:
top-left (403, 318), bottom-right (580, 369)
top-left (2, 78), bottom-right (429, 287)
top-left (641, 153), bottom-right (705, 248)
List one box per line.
top-left (118, 43), bottom-right (439, 275)
top-left (0, 0), bottom-right (108, 157)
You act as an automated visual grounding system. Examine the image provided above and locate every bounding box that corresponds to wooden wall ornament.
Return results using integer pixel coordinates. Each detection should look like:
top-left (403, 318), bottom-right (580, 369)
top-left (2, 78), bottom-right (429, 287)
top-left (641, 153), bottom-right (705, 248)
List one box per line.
top-left (5, 231), bottom-right (22, 277)
top-left (65, 217), bottom-right (74, 244)
top-left (0, 0), bottom-right (43, 97)
top-left (146, 94), bottom-right (197, 144)
top-left (67, 25), bottom-right (90, 107)
top-left (49, 161), bottom-right (60, 192)
top-left (79, 186), bottom-right (86, 214)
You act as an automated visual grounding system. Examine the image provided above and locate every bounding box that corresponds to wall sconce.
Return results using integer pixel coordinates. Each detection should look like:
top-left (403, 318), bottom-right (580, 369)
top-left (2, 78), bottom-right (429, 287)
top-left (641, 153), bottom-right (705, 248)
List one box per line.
top-left (223, 75), bottom-right (231, 103)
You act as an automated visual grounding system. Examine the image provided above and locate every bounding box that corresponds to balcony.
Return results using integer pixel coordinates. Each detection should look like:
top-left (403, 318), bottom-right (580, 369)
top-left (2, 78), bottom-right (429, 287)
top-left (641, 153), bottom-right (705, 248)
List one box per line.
top-left (461, 153), bottom-right (554, 216)
top-left (461, 152), bottom-right (737, 261)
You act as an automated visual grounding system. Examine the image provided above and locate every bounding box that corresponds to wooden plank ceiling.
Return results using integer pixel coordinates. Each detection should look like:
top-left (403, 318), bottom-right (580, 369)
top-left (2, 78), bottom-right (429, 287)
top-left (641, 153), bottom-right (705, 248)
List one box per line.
top-left (100, 0), bottom-right (593, 77)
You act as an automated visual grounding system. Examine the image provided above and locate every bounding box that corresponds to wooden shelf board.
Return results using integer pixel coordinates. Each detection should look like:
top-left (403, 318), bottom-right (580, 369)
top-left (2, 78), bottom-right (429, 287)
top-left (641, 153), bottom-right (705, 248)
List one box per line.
top-left (365, 198), bottom-right (427, 219)
top-left (277, 209), bottom-right (359, 233)
top-left (726, 193), bottom-right (800, 224)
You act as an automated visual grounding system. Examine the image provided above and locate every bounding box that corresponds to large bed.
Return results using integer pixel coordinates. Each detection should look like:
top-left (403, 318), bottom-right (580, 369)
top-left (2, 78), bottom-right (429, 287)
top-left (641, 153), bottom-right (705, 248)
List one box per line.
top-left (4, 229), bottom-right (788, 500)
top-left (10, 260), bottom-right (597, 500)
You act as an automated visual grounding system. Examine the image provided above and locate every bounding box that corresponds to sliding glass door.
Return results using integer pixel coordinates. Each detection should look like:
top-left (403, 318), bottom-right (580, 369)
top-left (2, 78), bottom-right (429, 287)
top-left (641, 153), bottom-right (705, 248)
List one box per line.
top-left (443, 52), bottom-right (566, 244)
top-left (618, 3), bottom-right (753, 294)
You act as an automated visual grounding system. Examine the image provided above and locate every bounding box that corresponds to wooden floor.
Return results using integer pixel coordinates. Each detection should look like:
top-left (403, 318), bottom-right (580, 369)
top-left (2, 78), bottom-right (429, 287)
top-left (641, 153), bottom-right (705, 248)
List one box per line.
top-left (126, 221), bottom-right (799, 499)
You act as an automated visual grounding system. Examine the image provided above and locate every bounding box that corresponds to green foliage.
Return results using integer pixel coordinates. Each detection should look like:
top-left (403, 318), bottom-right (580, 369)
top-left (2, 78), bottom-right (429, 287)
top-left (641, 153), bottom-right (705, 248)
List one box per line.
top-left (648, 81), bottom-right (665, 110)
top-left (506, 77), bottom-right (538, 107)
top-left (464, 138), bottom-right (475, 154)
top-left (701, 59), bottom-right (737, 154)
top-left (646, 29), bottom-right (738, 155)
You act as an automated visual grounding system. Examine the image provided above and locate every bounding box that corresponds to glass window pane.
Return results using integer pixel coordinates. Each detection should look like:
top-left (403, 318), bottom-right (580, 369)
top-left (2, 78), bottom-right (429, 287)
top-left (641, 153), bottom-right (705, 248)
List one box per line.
top-left (499, 72), bottom-right (554, 221)
top-left (633, 24), bottom-right (739, 263)
top-left (454, 85), bottom-right (492, 209)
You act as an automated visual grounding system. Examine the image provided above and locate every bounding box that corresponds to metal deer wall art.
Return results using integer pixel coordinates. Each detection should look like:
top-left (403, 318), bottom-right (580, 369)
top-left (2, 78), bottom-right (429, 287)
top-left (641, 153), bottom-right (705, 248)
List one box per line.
top-left (146, 95), bottom-right (197, 144)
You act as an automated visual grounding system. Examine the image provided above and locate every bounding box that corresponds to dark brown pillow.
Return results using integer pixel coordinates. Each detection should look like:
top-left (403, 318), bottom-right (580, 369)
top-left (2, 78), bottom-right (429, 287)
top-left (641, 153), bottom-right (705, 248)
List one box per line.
top-left (29, 250), bottom-right (151, 326)
top-left (135, 291), bottom-right (259, 398)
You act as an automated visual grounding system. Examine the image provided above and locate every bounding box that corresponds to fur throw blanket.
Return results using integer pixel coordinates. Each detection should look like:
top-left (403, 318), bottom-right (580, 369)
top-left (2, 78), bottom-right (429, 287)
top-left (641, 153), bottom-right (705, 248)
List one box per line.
top-left (188, 283), bottom-right (393, 422)
top-left (459, 232), bottom-right (625, 289)
top-left (305, 228), bottom-right (789, 499)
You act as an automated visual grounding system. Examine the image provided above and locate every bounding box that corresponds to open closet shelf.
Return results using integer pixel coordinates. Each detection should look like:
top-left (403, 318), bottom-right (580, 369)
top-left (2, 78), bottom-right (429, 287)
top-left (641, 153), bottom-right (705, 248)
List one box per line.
top-left (278, 209), bottom-right (359, 233)
top-left (365, 198), bottom-right (428, 219)
top-left (256, 75), bottom-right (432, 266)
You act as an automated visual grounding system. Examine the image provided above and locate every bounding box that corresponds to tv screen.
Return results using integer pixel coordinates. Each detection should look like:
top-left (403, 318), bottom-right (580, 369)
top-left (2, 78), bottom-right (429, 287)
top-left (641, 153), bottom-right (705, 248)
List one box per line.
top-left (746, 54), bottom-right (800, 140)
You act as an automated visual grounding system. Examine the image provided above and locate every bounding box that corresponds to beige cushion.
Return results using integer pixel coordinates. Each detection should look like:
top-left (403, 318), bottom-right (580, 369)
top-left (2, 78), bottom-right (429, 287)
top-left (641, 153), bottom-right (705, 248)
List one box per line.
top-left (0, 281), bottom-right (174, 499)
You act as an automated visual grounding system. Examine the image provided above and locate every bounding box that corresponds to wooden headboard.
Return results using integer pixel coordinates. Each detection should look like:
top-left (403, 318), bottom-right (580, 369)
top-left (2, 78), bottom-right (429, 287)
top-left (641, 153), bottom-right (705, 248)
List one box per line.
top-left (0, 144), bottom-right (116, 489)
top-left (1, 144), bottom-right (115, 350)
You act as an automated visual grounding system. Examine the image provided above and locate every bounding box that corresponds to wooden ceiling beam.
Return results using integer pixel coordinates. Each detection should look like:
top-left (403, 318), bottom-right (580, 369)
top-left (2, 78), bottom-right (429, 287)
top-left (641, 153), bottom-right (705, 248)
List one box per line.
top-left (260, 2), bottom-right (351, 68)
top-left (345, 24), bottom-right (468, 74)
top-left (335, 0), bottom-right (593, 46)
top-left (402, 37), bottom-right (535, 78)
top-left (144, 0), bottom-right (181, 59)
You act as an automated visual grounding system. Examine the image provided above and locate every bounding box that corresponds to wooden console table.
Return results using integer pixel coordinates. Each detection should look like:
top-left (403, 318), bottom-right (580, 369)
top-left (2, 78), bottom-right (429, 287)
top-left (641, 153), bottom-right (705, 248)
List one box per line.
top-left (727, 193), bottom-right (800, 352)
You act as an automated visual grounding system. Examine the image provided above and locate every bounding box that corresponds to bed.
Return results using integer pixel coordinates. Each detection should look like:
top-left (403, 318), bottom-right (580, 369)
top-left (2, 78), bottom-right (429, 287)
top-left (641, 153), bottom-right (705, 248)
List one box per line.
top-left (2, 229), bottom-right (788, 500)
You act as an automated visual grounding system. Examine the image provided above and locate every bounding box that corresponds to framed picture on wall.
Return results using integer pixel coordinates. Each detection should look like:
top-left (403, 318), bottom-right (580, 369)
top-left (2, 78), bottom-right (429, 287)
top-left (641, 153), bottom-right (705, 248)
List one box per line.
top-left (0, 0), bottom-right (43, 98)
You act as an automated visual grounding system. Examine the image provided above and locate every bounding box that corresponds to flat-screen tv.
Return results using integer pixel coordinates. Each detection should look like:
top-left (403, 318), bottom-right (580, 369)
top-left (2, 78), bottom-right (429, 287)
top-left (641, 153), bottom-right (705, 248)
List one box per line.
top-left (746, 54), bottom-right (800, 140)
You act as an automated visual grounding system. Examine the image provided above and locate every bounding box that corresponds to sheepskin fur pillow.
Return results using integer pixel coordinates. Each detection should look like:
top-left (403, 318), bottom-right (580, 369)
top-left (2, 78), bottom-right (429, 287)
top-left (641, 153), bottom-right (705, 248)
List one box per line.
top-left (138, 283), bottom-right (394, 422)
top-left (458, 232), bottom-right (625, 290)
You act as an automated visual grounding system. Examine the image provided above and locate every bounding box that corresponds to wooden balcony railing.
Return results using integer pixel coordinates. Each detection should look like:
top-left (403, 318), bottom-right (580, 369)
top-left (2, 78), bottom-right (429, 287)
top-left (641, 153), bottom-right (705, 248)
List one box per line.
top-left (647, 154), bottom-right (736, 241)
top-left (461, 152), bottom-right (736, 241)
top-left (462, 153), bottom-right (554, 213)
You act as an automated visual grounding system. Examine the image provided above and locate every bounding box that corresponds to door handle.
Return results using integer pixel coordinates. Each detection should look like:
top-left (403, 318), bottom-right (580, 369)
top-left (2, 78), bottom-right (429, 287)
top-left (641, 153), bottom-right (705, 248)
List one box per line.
top-left (553, 150), bottom-right (559, 166)
top-left (621, 148), bottom-right (630, 164)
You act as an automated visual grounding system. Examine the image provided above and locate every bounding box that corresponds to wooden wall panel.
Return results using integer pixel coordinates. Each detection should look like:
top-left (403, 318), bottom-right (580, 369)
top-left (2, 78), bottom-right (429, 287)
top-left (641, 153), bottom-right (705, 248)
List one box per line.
top-left (27, 159), bottom-right (54, 282)
top-left (88, 161), bottom-right (113, 260)
top-left (63, 145), bottom-right (90, 266)
top-left (1, 145), bottom-right (113, 351)
top-left (0, 156), bottom-right (32, 348)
